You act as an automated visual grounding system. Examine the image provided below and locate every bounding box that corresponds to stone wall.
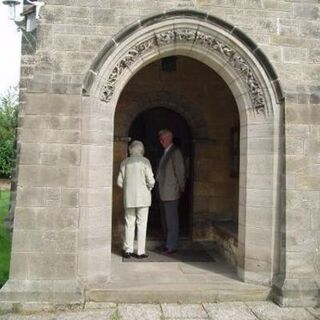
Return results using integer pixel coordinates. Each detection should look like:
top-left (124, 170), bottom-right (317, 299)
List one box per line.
top-left (1, 0), bottom-right (318, 308)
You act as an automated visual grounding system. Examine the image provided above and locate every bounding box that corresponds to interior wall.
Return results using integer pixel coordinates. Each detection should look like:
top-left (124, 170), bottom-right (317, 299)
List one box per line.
top-left (113, 56), bottom-right (239, 243)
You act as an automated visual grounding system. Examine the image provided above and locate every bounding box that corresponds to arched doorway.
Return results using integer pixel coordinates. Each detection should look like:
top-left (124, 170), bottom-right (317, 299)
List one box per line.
top-left (81, 11), bottom-right (283, 289)
top-left (129, 107), bottom-right (192, 238)
top-left (112, 55), bottom-right (240, 265)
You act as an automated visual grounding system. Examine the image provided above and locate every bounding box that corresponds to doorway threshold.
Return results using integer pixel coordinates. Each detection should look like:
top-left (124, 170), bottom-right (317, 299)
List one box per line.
top-left (85, 242), bottom-right (272, 304)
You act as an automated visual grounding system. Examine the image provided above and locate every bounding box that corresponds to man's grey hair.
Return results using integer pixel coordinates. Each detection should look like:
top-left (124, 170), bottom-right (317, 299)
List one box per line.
top-left (129, 140), bottom-right (145, 156)
top-left (158, 129), bottom-right (173, 139)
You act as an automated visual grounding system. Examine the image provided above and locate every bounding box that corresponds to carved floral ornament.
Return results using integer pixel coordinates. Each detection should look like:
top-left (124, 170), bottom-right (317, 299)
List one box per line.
top-left (101, 28), bottom-right (267, 114)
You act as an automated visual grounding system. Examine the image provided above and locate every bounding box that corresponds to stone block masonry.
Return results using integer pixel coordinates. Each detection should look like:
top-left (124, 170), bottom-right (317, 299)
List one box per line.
top-left (1, 0), bottom-right (319, 309)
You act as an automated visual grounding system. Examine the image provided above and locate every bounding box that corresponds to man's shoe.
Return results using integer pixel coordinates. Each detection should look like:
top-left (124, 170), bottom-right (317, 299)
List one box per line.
top-left (122, 252), bottom-right (132, 259)
top-left (164, 249), bottom-right (177, 255)
top-left (156, 245), bottom-right (168, 252)
top-left (136, 253), bottom-right (149, 259)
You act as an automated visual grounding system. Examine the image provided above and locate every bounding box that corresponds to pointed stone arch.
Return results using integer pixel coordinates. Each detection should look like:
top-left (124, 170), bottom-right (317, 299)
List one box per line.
top-left (80, 10), bottom-right (284, 288)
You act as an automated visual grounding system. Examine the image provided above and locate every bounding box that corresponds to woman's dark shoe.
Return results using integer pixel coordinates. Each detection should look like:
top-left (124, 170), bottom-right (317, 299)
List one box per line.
top-left (136, 253), bottom-right (149, 259)
top-left (122, 251), bottom-right (132, 259)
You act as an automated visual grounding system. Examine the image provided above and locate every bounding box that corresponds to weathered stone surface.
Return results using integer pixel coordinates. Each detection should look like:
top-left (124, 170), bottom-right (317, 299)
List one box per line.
top-left (286, 209), bottom-right (312, 230)
top-left (307, 307), bottom-right (320, 319)
top-left (1, 302), bottom-right (320, 319)
top-left (27, 253), bottom-right (76, 279)
top-left (80, 37), bottom-right (110, 52)
top-left (18, 165), bottom-right (80, 188)
top-left (24, 93), bottom-right (81, 116)
top-left (61, 189), bottom-right (79, 207)
top-left (19, 143), bottom-right (40, 165)
top-left (293, 3), bottom-right (320, 20)
top-left (0, 314), bottom-right (57, 320)
top-left (283, 47), bottom-right (308, 64)
top-left (161, 303), bottom-right (208, 318)
top-left (203, 302), bottom-right (257, 320)
top-left (286, 190), bottom-right (319, 210)
top-left (246, 155), bottom-right (274, 174)
top-left (81, 146), bottom-right (113, 166)
top-left (80, 166), bottom-right (112, 188)
top-left (9, 253), bottom-right (29, 279)
top-left (309, 49), bottom-right (320, 64)
top-left (118, 304), bottom-right (162, 320)
top-left (16, 187), bottom-right (46, 207)
top-left (79, 188), bottom-right (111, 207)
top-left (28, 74), bottom-right (53, 93)
top-left (91, 9), bottom-right (116, 25)
top-left (262, 1), bottom-right (291, 11)
top-left (247, 301), bottom-right (317, 320)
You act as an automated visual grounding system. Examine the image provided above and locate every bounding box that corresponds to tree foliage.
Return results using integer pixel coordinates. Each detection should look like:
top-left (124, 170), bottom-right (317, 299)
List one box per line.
top-left (0, 87), bottom-right (18, 178)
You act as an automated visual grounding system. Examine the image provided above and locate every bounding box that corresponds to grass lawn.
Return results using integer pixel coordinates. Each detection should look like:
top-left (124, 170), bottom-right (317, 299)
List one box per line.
top-left (0, 190), bottom-right (11, 287)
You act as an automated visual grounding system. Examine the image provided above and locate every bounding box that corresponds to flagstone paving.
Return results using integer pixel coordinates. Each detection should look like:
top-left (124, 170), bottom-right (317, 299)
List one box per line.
top-left (0, 302), bottom-right (319, 320)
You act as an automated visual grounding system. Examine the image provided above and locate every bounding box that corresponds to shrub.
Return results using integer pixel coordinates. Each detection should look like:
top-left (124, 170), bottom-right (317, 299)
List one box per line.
top-left (0, 87), bottom-right (18, 178)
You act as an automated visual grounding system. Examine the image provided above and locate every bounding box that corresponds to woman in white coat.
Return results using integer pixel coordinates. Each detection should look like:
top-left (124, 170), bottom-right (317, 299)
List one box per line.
top-left (117, 140), bottom-right (155, 259)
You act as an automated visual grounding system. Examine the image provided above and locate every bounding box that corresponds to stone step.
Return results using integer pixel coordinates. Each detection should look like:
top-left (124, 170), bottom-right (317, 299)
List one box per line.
top-left (103, 241), bottom-right (272, 304)
top-left (86, 283), bottom-right (272, 304)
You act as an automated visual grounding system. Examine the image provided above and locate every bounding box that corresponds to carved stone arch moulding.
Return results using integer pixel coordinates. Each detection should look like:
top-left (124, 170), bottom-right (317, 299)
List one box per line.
top-left (83, 11), bottom-right (283, 116)
top-left (101, 27), bottom-right (268, 114)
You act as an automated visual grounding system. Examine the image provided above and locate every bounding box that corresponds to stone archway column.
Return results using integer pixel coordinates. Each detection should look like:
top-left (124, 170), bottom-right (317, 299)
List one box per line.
top-left (77, 96), bottom-right (114, 285)
top-left (237, 108), bottom-right (282, 286)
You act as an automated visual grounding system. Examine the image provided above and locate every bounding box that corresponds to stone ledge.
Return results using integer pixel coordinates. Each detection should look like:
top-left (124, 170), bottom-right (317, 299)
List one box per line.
top-left (86, 285), bottom-right (271, 304)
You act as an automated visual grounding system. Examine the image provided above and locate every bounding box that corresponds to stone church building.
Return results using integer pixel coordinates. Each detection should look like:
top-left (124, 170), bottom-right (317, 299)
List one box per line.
top-left (0, 0), bottom-right (319, 309)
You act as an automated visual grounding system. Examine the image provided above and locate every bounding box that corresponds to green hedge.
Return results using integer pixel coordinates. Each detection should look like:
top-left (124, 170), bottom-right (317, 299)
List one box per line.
top-left (0, 191), bottom-right (11, 287)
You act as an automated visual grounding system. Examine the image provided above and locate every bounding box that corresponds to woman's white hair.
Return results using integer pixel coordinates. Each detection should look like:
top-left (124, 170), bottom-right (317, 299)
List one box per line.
top-left (129, 140), bottom-right (145, 156)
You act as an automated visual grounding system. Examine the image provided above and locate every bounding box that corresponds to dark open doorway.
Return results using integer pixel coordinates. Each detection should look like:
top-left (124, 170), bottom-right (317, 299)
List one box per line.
top-left (129, 107), bottom-right (192, 239)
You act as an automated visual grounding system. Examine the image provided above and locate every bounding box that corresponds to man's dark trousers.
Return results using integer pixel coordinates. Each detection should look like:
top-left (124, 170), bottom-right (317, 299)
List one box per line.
top-left (161, 200), bottom-right (179, 251)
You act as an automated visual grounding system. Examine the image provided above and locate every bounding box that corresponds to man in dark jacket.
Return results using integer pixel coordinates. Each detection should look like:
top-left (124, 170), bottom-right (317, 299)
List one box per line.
top-left (156, 129), bottom-right (185, 254)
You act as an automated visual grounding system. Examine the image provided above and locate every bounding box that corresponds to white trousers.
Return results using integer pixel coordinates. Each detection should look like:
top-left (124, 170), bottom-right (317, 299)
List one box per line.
top-left (123, 207), bottom-right (149, 255)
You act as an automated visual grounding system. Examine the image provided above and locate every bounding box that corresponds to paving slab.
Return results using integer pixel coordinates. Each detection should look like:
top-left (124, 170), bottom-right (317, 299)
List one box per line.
top-left (55, 310), bottom-right (115, 320)
top-left (0, 314), bottom-right (57, 320)
top-left (246, 302), bottom-right (317, 320)
top-left (0, 302), bottom-right (318, 320)
top-left (84, 302), bottom-right (117, 310)
top-left (307, 308), bottom-right (320, 320)
top-left (203, 302), bottom-right (257, 320)
top-left (118, 303), bottom-right (162, 320)
top-left (161, 303), bottom-right (208, 318)
top-left (0, 310), bottom-right (116, 320)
